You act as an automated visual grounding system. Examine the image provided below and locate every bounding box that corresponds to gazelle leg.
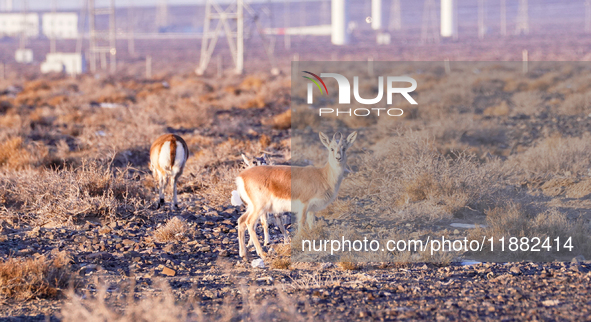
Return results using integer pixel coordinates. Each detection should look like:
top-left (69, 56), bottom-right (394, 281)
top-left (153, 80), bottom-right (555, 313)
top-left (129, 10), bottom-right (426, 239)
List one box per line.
top-left (306, 211), bottom-right (316, 229)
top-left (246, 208), bottom-right (266, 258)
top-left (157, 172), bottom-right (165, 209)
top-left (296, 204), bottom-right (309, 239)
top-left (274, 213), bottom-right (290, 244)
top-left (261, 213), bottom-right (271, 246)
top-left (247, 217), bottom-right (259, 247)
top-left (172, 173), bottom-right (180, 209)
top-left (238, 208), bottom-right (252, 260)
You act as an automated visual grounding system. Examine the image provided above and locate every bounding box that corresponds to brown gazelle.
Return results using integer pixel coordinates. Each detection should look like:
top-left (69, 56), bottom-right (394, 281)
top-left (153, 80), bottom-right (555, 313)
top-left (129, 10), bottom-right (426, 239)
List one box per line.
top-left (236, 153), bottom-right (290, 247)
top-left (150, 134), bottom-right (189, 209)
top-left (236, 131), bottom-right (357, 260)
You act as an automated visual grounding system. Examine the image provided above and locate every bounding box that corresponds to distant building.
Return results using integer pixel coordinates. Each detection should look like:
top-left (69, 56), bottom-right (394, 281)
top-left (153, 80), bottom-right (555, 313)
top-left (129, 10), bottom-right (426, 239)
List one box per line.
top-left (42, 13), bottom-right (77, 39)
top-left (0, 13), bottom-right (39, 38)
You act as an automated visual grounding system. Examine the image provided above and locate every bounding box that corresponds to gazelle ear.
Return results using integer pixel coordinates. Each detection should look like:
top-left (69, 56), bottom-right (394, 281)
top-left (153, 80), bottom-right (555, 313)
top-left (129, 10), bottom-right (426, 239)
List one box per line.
top-left (346, 132), bottom-right (358, 148)
top-left (319, 132), bottom-right (331, 148)
top-left (241, 154), bottom-right (251, 167)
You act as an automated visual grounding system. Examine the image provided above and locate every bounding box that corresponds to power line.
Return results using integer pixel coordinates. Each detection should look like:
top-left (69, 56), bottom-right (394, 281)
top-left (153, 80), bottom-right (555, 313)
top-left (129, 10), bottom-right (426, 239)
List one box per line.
top-left (88, 0), bottom-right (116, 73)
top-left (421, 0), bottom-right (439, 43)
top-left (516, 0), bottom-right (529, 35)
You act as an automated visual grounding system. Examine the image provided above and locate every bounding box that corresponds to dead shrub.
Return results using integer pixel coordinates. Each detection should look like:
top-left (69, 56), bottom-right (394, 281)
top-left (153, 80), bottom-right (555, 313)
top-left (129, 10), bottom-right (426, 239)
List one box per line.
top-left (343, 133), bottom-right (503, 220)
top-left (270, 258), bottom-right (291, 270)
top-left (474, 203), bottom-right (591, 260)
top-left (337, 260), bottom-right (361, 271)
top-left (153, 217), bottom-right (190, 243)
top-left (264, 109), bottom-right (291, 130)
top-left (240, 76), bottom-right (264, 90)
top-left (0, 137), bottom-right (47, 170)
top-left (558, 92), bottom-right (591, 115)
top-left (241, 95), bottom-right (266, 109)
top-left (483, 101), bottom-right (510, 116)
top-left (508, 134), bottom-right (591, 178)
top-left (61, 280), bottom-right (313, 322)
top-left (511, 91), bottom-right (545, 116)
top-left (0, 160), bottom-right (149, 226)
top-left (0, 251), bottom-right (72, 300)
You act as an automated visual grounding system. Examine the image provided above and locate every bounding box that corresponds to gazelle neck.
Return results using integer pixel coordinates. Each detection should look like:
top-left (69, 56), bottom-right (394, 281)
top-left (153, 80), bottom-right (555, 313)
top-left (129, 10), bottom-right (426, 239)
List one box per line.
top-left (322, 159), bottom-right (345, 186)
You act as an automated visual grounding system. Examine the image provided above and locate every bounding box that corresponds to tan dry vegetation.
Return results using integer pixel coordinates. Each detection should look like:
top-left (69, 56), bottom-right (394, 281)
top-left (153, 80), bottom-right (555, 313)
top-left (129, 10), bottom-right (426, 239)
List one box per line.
top-left (469, 203), bottom-right (591, 260)
top-left (153, 217), bottom-right (190, 243)
top-left (0, 160), bottom-right (148, 227)
top-left (61, 280), bottom-right (313, 322)
top-left (0, 251), bottom-right (72, 301)
top-left (508, 134), bottom-right (591, 178)
top-left (342, 133), bottom-right (504, 221)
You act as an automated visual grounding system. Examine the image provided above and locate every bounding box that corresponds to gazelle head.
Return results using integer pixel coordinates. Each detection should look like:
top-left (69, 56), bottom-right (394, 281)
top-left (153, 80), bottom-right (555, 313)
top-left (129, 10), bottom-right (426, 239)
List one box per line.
top-left (319, 131), bottom-right (357, 168)
top-left (241, 153), bottom-right (269, 168)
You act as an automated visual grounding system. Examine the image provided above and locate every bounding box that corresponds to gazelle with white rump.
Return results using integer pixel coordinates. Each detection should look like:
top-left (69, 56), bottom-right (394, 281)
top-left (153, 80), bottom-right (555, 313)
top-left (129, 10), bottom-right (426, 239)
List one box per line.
top-left (233, 153), bottom-right (290, 246)
top-left (236, 131), bottom-right (357, 260)
top-left (150, 134), bottom-right (189, 209)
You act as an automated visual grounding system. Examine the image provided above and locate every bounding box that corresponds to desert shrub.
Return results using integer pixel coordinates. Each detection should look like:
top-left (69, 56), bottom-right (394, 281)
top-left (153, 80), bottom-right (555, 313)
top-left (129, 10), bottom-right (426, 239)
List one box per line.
top-left (264, 109), bottom-right (291, 130)
top-left (153, 217), bottom-right (190, 243)
top-left (511, 91), bottom-right (545, 116)
top-left (508, 134), bottom-right (591, 178)
top-left (342, 133), bottom-right (503, 220)
top-left (558, 92), bottom-right (591, 115)
top-left (0, 136), bottom-right (48, 170)
top-left (61, 280), bottom-right (313, 322)
top-left (483, 101), bottom-right (510, 116)
top-left (0, 251), bottom-right (72, 300)
top-left (471, 203), bottom-right (591, 260)
top-left (0, 160), bottom-right (149, 226)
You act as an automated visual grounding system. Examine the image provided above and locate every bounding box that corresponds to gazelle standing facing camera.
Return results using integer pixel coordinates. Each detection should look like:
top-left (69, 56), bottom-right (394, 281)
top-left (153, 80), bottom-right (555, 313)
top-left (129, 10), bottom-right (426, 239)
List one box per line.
top-left (235, 131), bottom-right (357, 260)
top-left (150, 134), bottom-right (189, 209)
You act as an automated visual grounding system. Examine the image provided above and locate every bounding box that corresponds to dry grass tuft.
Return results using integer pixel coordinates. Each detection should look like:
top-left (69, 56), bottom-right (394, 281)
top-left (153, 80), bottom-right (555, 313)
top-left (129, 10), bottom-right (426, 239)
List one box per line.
top-left (509, 134), bottom-right (591, 178)
top-left (153, 217), bottom-right (190, 243)
top-left (337, 260), bottom-right (361, 271)
top-left (0, 251), bottom-right (72, 301)
top-left (558, 92), bottom-right (591, 115)
top-left (343, 133), bottom-right (503, 220)
top-left (0, 137), bottom-right (32, 170)
top-left (270, 258), bottom-right (291, 270)
top-left (61, 280), bottom-right (313, 322)
top-left (483, 101), bottom-right (510, 116)
top-left (264, 109), bottom-right (291, 130)
top-left (0, 160), bottom-right (149, 226)
top-left (469, 203), bottom-right (591, 260)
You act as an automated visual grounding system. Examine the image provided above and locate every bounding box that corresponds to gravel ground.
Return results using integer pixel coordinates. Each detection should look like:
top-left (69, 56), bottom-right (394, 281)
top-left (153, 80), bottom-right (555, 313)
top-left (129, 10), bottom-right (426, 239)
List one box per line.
top-left (1, 198), bottom-right (590, 321)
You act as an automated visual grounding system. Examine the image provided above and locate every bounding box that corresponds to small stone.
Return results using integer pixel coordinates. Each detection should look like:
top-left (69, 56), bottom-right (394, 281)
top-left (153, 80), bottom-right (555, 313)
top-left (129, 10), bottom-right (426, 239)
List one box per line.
top-left (161, 266), bottom-right (176, 276)
top-left (510, 266), bottom-right (521, 275)
top-left (251, 258), bottom-right (265, 269)
top-left (199, 246), bottom-right (211, 252)
top-left (122, 239), bottom-right (135, 246)
top-left (542, 299), bottom-right (559, 307)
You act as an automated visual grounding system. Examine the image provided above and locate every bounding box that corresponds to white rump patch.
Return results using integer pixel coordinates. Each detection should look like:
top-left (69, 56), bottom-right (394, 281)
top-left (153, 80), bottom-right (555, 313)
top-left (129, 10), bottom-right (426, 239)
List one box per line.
top-left (231, 190), bottom-right (243, 206)
top-left (173, 142), bottom-right (186, 169)
top-left (158, 141), bottom-right (172, 171)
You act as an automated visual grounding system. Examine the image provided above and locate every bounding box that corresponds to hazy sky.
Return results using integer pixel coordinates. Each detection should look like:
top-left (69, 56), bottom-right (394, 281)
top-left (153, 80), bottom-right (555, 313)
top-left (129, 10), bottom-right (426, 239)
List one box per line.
top-left (11, 0), bottom-right (288, 11)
